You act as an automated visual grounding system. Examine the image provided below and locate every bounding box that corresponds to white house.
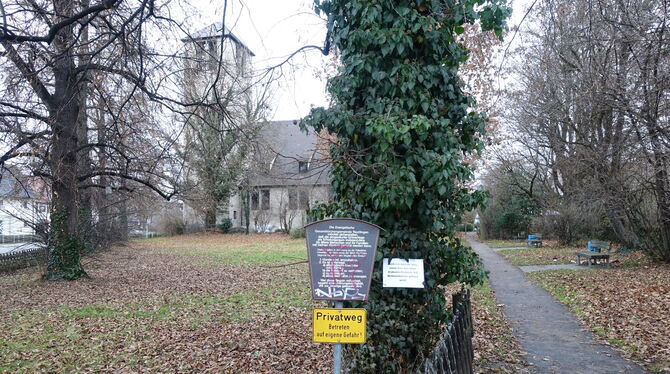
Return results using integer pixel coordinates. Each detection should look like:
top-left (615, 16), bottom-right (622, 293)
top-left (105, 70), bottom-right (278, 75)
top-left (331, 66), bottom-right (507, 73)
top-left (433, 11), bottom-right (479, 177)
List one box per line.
top-left (0, 168), bottom-right (48, 237)
top-left (179, 24), bottom-right (333, 233)
top-left (228, 120), bottom-right (332, 232)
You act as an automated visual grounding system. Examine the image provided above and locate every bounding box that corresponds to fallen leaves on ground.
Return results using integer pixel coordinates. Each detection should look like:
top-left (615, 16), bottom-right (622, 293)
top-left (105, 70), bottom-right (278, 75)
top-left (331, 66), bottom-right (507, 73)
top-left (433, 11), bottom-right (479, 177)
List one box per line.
top-left (2, 232), bottom-right (534, 373)
top-left (0, 233), bottom-right (329, 373)
top-left (482, 239), bottom-right (561, 249)
top-left (529, 265), bottom-right (670, 372)
top-left (498, 245), bottom-right (652, 267)
top-left (482, 240), bottom-right (525, 248)
top-left (498, 247), bottom-right (578, 266)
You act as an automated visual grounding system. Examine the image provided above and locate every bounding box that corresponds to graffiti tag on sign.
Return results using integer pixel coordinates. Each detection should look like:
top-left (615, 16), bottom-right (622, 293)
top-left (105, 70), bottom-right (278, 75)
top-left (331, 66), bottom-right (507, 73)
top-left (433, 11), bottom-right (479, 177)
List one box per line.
top-left (305, 218), bottom-right (381, 301)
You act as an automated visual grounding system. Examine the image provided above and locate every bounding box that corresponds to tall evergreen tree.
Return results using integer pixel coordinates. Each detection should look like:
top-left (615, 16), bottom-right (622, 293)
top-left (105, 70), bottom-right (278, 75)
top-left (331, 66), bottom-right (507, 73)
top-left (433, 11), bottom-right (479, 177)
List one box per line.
top-left (303, 0), bottom-right (509, 371)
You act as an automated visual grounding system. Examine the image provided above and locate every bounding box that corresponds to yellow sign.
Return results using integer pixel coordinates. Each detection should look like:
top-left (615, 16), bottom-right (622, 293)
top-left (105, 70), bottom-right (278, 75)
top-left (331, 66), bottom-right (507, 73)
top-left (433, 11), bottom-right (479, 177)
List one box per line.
top-left (312, 308), bottom-right (366, 344)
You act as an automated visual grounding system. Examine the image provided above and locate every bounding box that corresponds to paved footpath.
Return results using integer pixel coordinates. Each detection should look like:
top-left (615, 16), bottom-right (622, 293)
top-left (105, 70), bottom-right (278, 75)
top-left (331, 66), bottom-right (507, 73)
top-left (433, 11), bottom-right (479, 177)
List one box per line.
top-left (466, 233), bottom-right (648, 374)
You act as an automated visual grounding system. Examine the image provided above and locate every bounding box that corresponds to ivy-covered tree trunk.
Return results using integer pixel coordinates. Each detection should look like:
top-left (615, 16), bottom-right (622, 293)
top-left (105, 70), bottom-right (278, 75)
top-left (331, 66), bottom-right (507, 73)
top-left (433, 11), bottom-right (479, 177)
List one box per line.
top-left (46, 82), bottom-right (87, 280)
top-left (304, 1), bottom-right (509, 372)
top-left (45, 0), bottom-right (88, 281)
top-left (241, 187), bottom-right (251, 235)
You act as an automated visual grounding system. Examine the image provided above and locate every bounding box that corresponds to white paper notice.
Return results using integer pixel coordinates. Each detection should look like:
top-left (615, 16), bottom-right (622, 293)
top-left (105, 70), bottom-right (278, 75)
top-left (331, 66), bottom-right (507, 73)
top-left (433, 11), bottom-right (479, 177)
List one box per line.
top-left (382, 258), bottom-right (425, 288)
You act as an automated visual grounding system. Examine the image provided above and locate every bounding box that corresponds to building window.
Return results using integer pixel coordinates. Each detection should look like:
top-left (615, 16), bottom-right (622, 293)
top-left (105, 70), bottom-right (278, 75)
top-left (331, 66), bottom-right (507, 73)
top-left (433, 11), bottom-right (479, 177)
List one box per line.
top-left (237, 50), bottom-right (248, 76)
top-left (197, 41), bottom-right (206, 56)
top-left (298, 161), bottom-right (308, 173)
top-left (288, 189), bottom-right (298, 210)
top-left (261, 189), bottom-right (270, 210)
top-left (251, 190), bottom-right (259, 210)
top-left (299, 190), bottom-right (309, 209)
top-left (207, 40), bottom-right (218, 70)
top-left (233, 210), bottom-right (237, 220)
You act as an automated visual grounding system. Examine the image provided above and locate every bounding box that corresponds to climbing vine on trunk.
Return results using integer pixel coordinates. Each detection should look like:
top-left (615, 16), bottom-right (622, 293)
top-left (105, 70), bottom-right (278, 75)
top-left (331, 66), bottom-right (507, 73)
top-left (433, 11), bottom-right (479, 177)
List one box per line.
top-left (303, 0), bottom-right (509, 372)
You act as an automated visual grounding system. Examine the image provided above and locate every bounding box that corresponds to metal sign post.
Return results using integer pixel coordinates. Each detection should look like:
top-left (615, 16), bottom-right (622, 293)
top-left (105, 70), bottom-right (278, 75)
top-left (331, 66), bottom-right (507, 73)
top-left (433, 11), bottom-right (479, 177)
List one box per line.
top-left (305, 218), bottom-right (382, 374)
top-left (333, 301), bottom-right (343, 374)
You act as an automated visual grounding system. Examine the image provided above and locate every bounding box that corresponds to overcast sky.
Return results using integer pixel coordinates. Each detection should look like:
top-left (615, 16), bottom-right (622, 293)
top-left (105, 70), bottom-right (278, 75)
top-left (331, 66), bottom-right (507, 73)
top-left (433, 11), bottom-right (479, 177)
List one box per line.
top-left (193, 0), bottom-right (331, 121)
top-left (192, 0), bottom-right (532, 122)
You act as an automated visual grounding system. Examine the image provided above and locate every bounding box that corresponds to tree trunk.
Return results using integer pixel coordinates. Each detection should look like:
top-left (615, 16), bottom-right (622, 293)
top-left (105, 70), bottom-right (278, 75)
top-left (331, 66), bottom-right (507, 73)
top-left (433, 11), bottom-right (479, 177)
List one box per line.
top-left (118, 180), bottom-right (129, 241)
top-left (241, 188), bottom-right (250, 235)
top-left (46, 89), bottom-right (87, 280)
top-left (76, 82), bottom-right (94, 251)
top-left (76, 12), bottom-right (93, 252)
top-left (117, 200), bottom-right (129, 241)
top-left (204, 207), bottom-right (217, 229)
top-left (45, 0), bottom-right (87, 280)
top-left (605, 205), bottom-right (639, 249)
top-left (649, 126), bottom-right (670, 261)
top-left (95, 102), bottom-right (111, 244)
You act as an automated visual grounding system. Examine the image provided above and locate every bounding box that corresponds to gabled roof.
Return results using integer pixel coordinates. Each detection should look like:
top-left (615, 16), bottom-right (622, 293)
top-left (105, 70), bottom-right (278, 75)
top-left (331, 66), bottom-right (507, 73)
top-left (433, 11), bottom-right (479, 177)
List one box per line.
top-left (0, 167), bottom-right (37, 199)
top-left (250, 120), bottom-right (331, 187)
top-left (184, 22), bottom-right (255, 57)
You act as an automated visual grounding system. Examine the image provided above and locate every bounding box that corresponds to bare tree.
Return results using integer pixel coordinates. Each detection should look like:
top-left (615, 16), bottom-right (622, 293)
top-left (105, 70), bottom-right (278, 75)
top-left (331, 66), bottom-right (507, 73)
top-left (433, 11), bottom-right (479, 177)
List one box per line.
top-left (277, 189), bottom-right (298, 234)
top-left (179, 24), bottom-right (272, 229)
top-left (505, 0), bottom-right (670, 257)
top-left (0, 0), bottom-right (246, 279)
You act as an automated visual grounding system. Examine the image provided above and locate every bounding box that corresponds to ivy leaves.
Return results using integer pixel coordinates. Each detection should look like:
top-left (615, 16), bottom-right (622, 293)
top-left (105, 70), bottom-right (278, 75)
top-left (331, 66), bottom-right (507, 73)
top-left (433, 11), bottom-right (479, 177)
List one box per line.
top-left (305, 0), bottom-right (509, 372)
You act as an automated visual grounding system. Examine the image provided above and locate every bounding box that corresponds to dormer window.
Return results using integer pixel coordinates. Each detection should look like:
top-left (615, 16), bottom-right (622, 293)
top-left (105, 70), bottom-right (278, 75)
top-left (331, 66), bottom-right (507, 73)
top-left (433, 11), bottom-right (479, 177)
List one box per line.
top-left (298, 161), bottom-right (308, 173)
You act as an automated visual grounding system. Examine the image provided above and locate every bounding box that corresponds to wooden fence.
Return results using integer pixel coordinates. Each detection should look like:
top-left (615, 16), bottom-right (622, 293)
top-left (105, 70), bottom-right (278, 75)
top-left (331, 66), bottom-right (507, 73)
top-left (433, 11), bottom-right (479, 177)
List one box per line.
top-left (0, 246), bottom-right (48, 272)
top-left (417, 289), bottom-right (474, 374)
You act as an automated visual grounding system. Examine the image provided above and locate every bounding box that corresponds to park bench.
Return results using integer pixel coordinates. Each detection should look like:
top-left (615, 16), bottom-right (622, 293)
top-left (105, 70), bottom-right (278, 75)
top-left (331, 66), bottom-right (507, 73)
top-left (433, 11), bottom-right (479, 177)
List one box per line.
top-left (576, 240), bottom-right (611, 268)
top-left (527, 234), bottom-right (543, 248)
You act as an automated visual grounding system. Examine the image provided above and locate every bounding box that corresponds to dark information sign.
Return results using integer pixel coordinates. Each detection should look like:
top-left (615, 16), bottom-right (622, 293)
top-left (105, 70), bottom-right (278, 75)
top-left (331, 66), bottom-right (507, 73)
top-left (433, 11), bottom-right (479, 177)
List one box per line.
top-left (305, 218), bottom-right (381, 301)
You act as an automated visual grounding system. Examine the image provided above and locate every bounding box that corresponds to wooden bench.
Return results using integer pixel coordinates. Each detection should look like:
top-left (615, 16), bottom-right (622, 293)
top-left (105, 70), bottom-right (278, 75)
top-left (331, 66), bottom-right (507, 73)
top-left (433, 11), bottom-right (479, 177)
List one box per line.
top-left (527, 234), bottom-right (543, 248)
top-left (576, 240), bottom-right (611, 268)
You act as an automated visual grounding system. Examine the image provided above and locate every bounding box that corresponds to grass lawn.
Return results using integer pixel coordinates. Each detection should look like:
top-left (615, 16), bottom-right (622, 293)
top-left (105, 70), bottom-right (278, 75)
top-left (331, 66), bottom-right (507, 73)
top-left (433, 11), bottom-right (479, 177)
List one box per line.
top-left (0, 232), bottom-right (527, 373)
top-left (498, 246), bottom-right (578, 266)
top-left (148, 233), bottom-right (308, 265)
top-left (498, 245), bottom-right (652, 267)
top-left (0, 233), bottom-right (329, 373)
top-left (528, 265), bottom-right (670, 372)
top-left (482, 239), bottom-right (525, 248)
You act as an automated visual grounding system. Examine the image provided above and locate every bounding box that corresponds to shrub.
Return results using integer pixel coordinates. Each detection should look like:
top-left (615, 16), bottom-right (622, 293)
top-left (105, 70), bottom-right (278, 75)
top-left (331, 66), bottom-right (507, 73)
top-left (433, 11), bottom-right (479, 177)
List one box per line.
top-left (227, 227), bottom-right (247, 234)
top-left (536, 201), bottom-right (608, 245)
top-left (289, 227), bottom-right (305, 239)
top-left (217, 218), bottom-right (232, 233)
top-left (480, 167), bottom-right (542, 239)
top-left (160, 216), bottom-right (184, 236)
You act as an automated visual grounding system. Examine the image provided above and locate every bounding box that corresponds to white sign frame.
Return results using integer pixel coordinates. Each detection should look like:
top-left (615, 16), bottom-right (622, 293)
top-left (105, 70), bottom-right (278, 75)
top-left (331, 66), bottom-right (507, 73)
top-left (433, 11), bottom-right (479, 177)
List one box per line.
top-left (382, 258), bottom-right (425, 288)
